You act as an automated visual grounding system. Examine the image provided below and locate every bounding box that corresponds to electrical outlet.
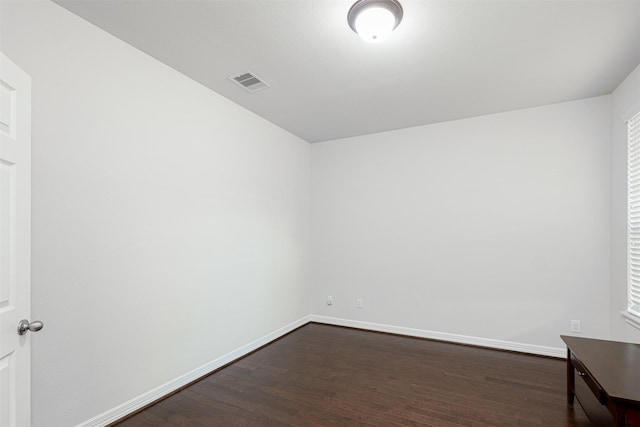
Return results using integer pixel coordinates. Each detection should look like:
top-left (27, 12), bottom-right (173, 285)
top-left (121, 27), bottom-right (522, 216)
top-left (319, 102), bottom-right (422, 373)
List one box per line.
top-left (327, 296), bottom-right (333, 306)
top-left (357, 298), bottom-right (363, 309)
top-left (571, 320), bottom-right (581, 333)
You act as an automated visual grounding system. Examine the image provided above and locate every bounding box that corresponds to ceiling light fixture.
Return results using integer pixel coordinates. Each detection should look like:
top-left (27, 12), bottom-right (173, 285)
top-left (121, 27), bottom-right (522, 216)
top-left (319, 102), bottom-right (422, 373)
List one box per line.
top-left (347, 0), bottom-right (403, 43)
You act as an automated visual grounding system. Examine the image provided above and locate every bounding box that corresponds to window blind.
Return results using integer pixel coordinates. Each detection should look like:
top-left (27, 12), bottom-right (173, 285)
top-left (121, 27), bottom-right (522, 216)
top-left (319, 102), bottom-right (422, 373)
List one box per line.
top-left (628, 111), bottom-right (640, 317)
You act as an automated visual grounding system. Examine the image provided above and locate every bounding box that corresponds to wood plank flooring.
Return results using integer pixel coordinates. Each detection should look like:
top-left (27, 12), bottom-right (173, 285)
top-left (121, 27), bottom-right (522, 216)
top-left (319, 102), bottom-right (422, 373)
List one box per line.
top-left (113, 323), bottom-right (592, 426)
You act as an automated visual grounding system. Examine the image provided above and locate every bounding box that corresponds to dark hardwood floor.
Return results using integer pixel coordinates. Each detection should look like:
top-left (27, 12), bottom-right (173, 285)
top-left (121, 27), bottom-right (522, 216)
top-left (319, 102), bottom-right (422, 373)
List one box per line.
top-left (113, 323), bottom-right (593, 426)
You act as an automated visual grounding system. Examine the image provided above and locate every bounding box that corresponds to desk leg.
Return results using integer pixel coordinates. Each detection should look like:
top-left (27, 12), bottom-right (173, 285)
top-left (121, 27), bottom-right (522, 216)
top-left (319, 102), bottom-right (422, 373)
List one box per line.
top-left (566, 348), bottom-right (574, 405)
top-left (613, 406), bottom-right (626, 427)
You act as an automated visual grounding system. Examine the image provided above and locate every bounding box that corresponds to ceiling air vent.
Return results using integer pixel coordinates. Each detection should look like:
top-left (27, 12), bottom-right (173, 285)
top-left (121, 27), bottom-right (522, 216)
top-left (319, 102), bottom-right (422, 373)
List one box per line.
top-left (228, 70), bottom-right (270, 93)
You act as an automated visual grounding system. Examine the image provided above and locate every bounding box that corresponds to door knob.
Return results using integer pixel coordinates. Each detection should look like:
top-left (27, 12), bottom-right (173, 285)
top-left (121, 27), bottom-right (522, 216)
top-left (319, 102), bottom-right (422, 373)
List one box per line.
top-left (17, 319), bottom-right (44, 335)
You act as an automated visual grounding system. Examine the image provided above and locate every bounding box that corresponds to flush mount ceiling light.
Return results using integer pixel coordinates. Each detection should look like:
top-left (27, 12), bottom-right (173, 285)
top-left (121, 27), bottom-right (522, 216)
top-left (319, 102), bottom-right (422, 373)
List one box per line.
top-left (347, 0), bottom-right (403, 43)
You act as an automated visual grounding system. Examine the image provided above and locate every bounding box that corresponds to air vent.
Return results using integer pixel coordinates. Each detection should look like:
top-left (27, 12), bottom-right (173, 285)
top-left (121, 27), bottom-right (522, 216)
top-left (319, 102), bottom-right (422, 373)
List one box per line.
top-left (228, 70), bottom-right (270, 93)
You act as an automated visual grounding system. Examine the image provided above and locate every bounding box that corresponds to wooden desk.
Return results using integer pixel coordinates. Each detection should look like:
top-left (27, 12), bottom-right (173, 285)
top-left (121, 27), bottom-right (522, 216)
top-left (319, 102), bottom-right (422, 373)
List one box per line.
top-left (561, 336), bottom-right (640, 427)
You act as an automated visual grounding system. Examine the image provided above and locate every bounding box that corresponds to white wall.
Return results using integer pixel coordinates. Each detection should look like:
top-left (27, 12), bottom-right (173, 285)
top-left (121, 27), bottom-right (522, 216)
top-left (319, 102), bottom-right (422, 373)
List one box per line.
top-left (610, 63), bottom-right (640, 342)
top-left (0, 0), bottom-right (634, 424)
top-left (0, 1), bottom-right (310, 426)
top-left (311, 96), bottom-right (612, 350)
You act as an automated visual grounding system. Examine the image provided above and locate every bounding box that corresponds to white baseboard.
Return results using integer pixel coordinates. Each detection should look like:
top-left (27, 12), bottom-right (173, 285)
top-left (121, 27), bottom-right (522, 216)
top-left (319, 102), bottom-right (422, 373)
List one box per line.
top-left (77, 314), bottom-right (565, 426)
top-left (75, 315), bottom-right (312, 427)
top-left (309, 315), bottom-right (566, 358)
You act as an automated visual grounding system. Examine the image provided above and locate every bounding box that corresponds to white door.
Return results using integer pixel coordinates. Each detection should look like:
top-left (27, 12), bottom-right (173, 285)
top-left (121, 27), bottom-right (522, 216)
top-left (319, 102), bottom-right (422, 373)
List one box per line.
top-left (0, 53), bottom-right (35, 427)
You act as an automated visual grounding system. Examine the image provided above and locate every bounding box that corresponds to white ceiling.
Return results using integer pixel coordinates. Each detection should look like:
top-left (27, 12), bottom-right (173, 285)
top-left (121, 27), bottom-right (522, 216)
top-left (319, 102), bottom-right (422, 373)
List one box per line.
top-left (55, 0), bottom-right (640, 143)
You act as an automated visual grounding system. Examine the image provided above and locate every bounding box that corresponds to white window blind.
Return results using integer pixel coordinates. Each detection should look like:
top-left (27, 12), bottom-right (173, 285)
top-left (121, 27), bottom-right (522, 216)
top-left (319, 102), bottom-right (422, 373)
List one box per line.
top-left (628, 110), bottom-right (640, 317)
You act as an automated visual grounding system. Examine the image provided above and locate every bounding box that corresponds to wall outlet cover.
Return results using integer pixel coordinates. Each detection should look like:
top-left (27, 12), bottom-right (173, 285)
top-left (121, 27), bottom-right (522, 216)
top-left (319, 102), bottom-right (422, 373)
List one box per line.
top-left (571, 320), bottom-right (581, 333)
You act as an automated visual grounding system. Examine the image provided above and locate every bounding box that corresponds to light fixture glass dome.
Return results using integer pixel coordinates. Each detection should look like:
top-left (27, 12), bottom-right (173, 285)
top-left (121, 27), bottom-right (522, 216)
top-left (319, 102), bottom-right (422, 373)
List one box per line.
top-left (354, 7), bottom-right (396, 43)
top-left (348, 0), bottom-right (403, 43)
